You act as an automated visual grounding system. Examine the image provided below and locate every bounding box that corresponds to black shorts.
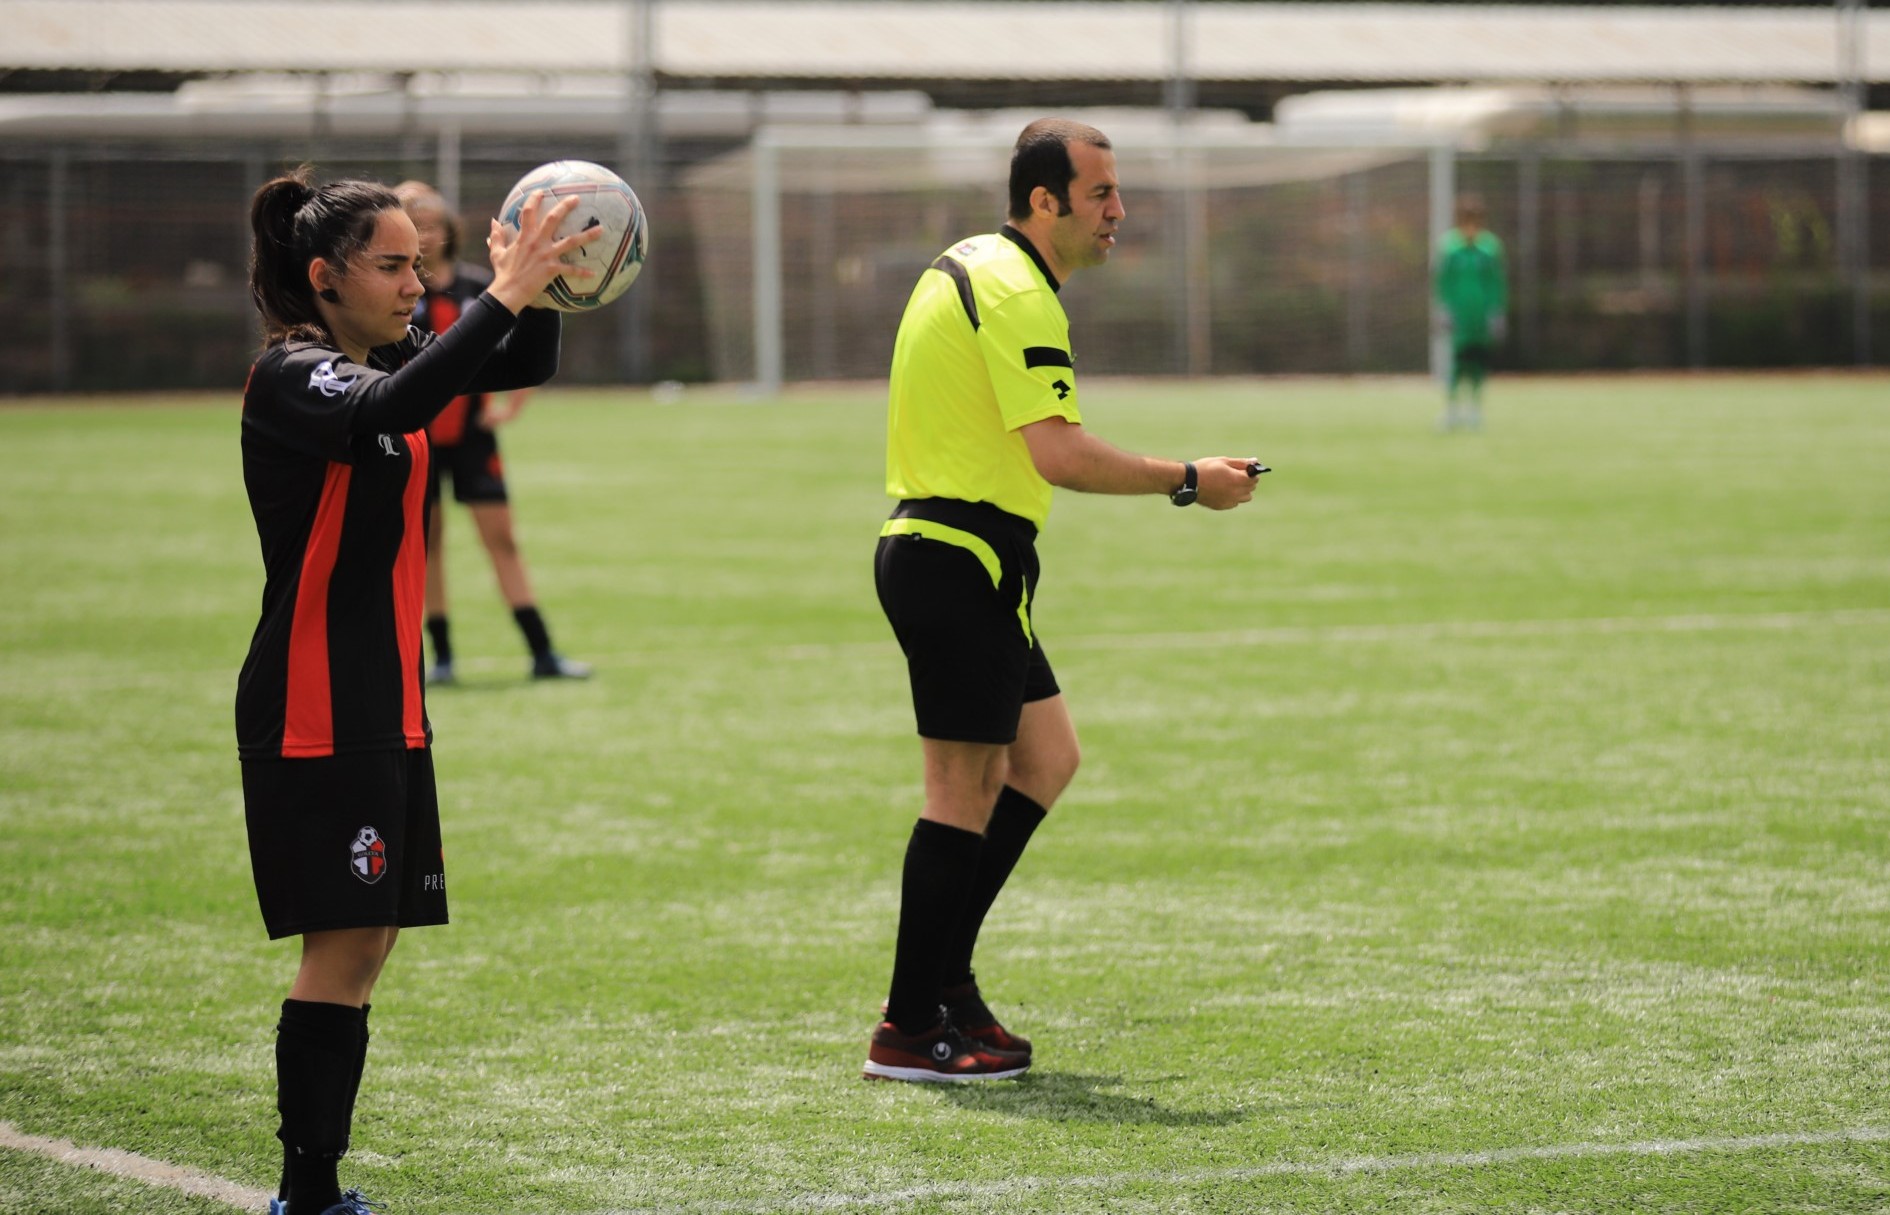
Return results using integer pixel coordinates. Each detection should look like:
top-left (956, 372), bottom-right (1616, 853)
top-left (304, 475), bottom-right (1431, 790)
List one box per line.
top-left (875, 498), bottom-right (1059, 745)
top-left (242, 748), bottom-right (449, 940)
top-left (427, 425), bottom-right (508, 506)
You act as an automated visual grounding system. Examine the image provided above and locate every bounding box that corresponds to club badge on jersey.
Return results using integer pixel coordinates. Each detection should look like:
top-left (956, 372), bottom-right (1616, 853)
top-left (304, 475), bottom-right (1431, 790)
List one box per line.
top-left (309, 360), bottom-right (357, 399)
top-left (350, 826), bottom-right (387, 884)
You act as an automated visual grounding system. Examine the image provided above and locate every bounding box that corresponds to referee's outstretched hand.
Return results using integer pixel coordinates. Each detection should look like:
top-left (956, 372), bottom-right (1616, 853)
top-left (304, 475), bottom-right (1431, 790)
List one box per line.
top-left (1195, 457), bottom-right (1262, 510)
top-left (484, 191), bottom-right (605, 314)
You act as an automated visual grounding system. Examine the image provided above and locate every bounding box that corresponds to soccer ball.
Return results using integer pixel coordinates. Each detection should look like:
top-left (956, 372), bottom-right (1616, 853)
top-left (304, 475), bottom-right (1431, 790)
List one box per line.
top-left (499, 160), bottom-right (648, 312)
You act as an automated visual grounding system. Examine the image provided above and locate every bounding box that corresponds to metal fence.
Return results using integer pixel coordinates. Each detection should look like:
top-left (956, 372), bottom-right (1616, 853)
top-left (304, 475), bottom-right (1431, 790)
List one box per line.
top-left (0, 127), bottom-right (1883, 394)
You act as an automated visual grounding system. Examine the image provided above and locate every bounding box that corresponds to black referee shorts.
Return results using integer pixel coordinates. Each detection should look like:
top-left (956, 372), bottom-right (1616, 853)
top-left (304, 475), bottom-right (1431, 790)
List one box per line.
top-left (875, 498), bottom-right (1059, 745)
top-left (427, 426), bottom-right (508, 506)
top-left (241, 748), bottom-right (448, 940)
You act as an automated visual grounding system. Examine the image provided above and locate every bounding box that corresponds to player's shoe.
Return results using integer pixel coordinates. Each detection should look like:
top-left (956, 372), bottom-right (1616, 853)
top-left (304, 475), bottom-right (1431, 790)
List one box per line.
top-left (265, 1188), bottom-right (381, 1214)
top-left (531, 653), bottom-right (593, 680)
top-left (425, 660), bottom-right (456, 686)
top-left (862, 1012), bottom-right (1029, 1083)
top-left (941, 980), bottom-right (1032, 1056)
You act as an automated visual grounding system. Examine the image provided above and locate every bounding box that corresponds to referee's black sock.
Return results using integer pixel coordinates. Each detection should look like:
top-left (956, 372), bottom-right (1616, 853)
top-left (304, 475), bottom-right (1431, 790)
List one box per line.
top-left (885, 818), bottom-right (984, 1035)
top-left (943, 786), bottom-right (1048, 989)
top-left (275, 998), bottom-right (365, 1213)
top-left (513, 605), bottom-right (554, 661)
top-left (426, 615), bottom-right (453, 666)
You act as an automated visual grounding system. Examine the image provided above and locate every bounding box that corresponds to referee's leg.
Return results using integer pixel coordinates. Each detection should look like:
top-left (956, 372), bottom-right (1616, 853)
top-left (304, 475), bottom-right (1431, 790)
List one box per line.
top-left (1007, 694), bottom-right (1079, 811)
top-left (921, 737), bottom-right (1008, 832)
top-left (882, 737), bottom-right (1004, 1035)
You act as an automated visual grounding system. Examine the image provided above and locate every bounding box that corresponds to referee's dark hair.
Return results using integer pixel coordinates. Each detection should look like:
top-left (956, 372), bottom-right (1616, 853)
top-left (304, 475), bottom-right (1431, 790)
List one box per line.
top-left (249, 167), bottom-right (402, 347)
top-left (1008, 118), bottom-right (1112, 221)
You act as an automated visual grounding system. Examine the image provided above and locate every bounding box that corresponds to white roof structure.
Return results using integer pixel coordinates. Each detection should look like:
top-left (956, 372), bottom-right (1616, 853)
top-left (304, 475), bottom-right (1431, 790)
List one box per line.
top-left (4, 1), bottom-right (1888, 86)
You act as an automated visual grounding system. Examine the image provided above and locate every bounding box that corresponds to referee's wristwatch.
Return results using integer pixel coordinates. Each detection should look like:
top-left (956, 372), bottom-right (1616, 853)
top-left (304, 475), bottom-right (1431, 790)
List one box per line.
top-left (1169, 461), bottom-right (1198, 507)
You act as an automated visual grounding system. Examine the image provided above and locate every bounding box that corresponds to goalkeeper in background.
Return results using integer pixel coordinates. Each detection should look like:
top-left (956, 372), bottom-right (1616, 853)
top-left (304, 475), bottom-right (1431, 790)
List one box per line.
top-left (1434, 195), bottom-right (1508, 431)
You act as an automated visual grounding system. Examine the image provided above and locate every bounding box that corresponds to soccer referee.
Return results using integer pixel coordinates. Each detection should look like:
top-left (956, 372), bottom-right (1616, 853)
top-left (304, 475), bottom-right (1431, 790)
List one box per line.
top-left (864, 118), bottom-right (1263, 1083)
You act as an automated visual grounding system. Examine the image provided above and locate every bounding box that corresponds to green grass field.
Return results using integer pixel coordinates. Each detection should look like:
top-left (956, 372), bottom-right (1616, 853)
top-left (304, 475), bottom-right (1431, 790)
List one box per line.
top-left (2, 373), bottom-right (1887, 1214)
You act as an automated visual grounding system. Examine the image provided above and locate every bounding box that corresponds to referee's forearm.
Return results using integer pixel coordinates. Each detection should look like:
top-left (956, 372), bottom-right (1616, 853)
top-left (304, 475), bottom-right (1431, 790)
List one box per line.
top-left (1031, 427), bottom-right (1185, 496)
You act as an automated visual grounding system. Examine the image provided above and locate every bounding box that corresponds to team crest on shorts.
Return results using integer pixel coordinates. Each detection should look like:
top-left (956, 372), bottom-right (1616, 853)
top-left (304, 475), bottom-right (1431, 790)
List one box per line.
top-left (349, 826), bottom-right (387, 885)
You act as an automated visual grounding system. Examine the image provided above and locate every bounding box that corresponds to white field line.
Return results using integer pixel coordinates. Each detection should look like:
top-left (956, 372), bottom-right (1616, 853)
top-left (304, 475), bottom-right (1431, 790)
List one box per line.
top-left (618, 1124), bottom-right (1890, 1215)
top-left (5, 1118), bottom-right (1885, 1214)
top-left (9, 609), bottom-right (1887, 693)
top-left (0, 1120), bottom-right (271, 1209)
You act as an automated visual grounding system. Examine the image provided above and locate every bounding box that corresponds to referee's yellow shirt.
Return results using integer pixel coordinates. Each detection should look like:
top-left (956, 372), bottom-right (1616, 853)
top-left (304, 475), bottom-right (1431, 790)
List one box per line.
top-left (885, 227), bottom-right (1082, 528)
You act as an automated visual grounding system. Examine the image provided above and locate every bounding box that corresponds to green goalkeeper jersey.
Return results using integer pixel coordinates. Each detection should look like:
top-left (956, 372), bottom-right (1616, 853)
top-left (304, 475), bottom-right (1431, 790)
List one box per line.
top-left (1435, 227), bottom-right (1508, 348)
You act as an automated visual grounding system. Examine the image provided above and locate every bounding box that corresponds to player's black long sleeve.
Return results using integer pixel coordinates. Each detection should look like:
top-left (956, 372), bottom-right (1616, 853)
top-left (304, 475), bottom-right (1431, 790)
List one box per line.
top-left (346, 294), bottom-right (560, 436)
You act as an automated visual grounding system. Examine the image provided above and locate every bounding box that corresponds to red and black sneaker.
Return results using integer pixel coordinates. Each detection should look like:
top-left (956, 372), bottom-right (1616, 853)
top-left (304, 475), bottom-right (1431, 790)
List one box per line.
top-left (941, 981), bottom-right (1033, 1057)
top-left (862, 1012), bottom-right (1030, 1083)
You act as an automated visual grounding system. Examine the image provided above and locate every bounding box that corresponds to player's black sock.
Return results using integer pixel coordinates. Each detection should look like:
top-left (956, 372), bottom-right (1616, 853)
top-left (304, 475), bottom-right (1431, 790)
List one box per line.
top-left (513, 605), bottom-right (554, 660)
top-left (275, 998), bottom-right (365, 1213)
top-left (346, 1003), bottom-right (371, 1131)
top-left (426, 615), bottom-right (453, 666)
top-left (885, 818), bottom-right (983, 1035)
top-left (943, 786), bottom-right (1047, 988)
top-left (279, 1001), bottom-right (371, 1202)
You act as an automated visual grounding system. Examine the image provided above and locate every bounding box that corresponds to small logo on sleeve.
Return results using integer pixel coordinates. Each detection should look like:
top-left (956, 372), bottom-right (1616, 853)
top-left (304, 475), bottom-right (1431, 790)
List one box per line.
top-left (309, 360), bottom-right (358, 399)
top-left (349, 826), bottom-right (387, 884)
top-left (378, 435), bottom-right (400, 456)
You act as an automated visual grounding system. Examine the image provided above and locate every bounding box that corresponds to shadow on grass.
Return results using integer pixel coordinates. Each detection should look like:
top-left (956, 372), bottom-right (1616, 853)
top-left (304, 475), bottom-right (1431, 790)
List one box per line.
top-left (933, 1070), bottom-right (1263, 1126)
top-left (426, 675), bottom-right (590, 693)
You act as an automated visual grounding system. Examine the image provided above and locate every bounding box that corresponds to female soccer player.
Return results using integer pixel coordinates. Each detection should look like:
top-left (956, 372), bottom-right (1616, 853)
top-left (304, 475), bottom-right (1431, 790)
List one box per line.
top-left (239, 167), bottom-right (598, 1215)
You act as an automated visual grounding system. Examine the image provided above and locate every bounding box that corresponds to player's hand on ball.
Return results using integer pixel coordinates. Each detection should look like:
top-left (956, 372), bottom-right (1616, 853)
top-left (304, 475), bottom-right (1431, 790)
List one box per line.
top-left (485, 192), bottom-right (604, 313)
top-left (1194, 457), bottom-right (1262, 510)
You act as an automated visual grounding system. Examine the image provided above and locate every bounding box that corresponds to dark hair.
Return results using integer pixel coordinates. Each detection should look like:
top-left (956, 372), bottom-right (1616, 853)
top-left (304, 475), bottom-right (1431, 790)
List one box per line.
top-left (1008, 119), bottom-right (1112, 222)
top-left (393, 179), bottom-right (461, 263)
top-left (248, 167), bottom-right (401, 346)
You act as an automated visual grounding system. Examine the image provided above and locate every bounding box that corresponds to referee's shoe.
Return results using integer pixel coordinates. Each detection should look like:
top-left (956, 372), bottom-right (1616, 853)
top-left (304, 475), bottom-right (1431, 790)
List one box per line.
top-left (941, 980), bottom-right (1033, 1056)
top-left (863, 1009), bottom-right (1030, 1082)
top-left (878, 981), bottom-right (1033, 1058)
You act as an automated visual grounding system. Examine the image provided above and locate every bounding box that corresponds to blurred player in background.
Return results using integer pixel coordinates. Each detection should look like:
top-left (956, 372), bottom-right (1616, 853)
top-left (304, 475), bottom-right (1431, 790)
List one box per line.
top-left (865, 118), bottom-right (1263, 1083)
top-left (395, 181), bottom-right (592, 684)
top-left (240, 169), bottom-right (595, 1214)
top-left (1434, 194), bottom-right (1509, 431)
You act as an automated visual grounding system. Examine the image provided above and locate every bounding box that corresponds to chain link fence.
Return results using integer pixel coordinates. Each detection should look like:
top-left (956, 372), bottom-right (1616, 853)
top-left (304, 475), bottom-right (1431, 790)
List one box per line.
top-left (1, 125), bottom-right (1883, 393)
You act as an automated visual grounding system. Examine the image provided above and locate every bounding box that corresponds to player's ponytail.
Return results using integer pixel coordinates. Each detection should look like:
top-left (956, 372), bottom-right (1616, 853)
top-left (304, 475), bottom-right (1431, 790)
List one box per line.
top-left (247, 167), bottom-right (401, 347)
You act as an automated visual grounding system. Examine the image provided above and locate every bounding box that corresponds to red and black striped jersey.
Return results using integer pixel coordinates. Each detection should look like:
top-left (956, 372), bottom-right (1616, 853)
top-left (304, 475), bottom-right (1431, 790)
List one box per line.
top-left (236, 293), bottom-right (560, 759)
top-left (414, 263), bottom-right (493, 447)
